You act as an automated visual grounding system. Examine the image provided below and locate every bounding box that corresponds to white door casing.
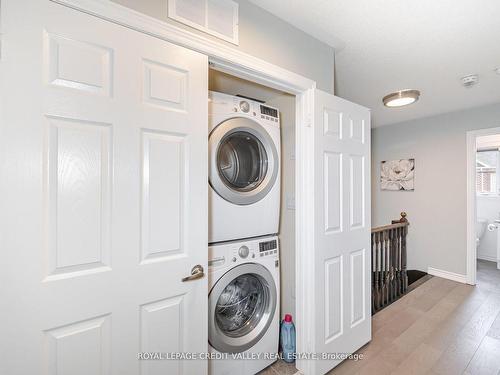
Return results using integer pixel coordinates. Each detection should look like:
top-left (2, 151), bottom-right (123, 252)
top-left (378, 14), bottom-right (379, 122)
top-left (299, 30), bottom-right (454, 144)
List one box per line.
top-left (312, 90), bottom-right (371, 374)
top-left (0, 1), bottom-right (208, 375)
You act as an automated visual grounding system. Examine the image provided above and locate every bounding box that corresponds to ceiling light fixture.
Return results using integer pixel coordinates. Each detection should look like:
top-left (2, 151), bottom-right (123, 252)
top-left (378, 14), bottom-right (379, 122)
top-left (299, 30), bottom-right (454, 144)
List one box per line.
top-left (383, 89), bottom-right (420, 108)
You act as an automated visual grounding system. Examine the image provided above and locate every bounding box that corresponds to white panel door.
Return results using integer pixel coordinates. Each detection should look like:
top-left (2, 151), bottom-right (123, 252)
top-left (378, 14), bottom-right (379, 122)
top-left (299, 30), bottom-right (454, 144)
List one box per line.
top-left (312, 90), bottom-right (371, 374)
top-left (0, 1), bottom-right (208, 374)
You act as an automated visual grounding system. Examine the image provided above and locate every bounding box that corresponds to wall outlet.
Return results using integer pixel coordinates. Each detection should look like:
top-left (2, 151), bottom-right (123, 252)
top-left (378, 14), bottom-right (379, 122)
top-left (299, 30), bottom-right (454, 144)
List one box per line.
top-left (286, 196), bottom-right (295, 210)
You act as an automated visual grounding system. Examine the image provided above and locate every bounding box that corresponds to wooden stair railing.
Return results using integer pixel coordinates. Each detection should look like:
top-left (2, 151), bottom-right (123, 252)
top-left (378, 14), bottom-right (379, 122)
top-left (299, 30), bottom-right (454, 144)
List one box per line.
top-left (371, 212), bottom-right (409, 314)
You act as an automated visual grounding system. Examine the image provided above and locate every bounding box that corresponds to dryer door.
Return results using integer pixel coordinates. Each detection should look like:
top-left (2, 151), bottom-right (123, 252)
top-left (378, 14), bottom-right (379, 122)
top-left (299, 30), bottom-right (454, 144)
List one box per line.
top-left (209, 117), bottom-right (279, 205)
top-left (209, 263), bottom-right (277, 353)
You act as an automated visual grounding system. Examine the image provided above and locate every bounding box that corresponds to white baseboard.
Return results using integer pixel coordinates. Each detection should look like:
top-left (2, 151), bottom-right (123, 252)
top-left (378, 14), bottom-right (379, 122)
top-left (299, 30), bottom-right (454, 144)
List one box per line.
top-left (427, 267), bottom-right (467, 284)
top-left (477, 254), bottom-right (498, 262)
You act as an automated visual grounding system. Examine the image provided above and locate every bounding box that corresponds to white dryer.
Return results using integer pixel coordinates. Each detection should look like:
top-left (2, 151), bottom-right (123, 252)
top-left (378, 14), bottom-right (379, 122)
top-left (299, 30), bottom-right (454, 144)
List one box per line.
top-left (209, 91), bottom-right (281, 244)
top-left (208, 236), bottom-right (280, 375)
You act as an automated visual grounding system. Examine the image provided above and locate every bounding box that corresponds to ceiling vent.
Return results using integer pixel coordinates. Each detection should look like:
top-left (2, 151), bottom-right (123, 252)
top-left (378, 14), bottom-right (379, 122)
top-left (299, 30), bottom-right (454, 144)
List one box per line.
top-left (461, 74), bottom-right (479, 88)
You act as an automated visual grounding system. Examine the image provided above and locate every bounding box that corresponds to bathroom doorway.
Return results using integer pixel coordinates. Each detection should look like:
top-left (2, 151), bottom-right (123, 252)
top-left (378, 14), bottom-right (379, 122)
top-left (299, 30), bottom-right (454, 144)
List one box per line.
top-left (466, 127), bottom-right (500, 285)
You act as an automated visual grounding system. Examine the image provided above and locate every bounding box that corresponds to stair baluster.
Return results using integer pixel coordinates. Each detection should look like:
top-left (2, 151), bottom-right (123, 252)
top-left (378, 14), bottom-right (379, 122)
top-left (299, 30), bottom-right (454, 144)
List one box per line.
top-left (371, 212), bottom-right (409, 314)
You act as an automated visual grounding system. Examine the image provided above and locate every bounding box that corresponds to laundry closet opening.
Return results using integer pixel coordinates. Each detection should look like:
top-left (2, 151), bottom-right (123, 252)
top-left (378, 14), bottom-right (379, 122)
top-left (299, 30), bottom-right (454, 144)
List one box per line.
top-left (207, 67), bottom-right (297, 373)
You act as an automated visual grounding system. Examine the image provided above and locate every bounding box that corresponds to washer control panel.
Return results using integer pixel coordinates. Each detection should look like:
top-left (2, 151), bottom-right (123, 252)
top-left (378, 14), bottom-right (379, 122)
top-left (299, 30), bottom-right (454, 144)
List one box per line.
top-left (238, 245), bottom-right (249, 258)
top-left (209, 236), bottom-right (279, 269)
top-left (231, 244), bottom-right (255, 262)
top-left (258, 239), bottom-right (278, 257)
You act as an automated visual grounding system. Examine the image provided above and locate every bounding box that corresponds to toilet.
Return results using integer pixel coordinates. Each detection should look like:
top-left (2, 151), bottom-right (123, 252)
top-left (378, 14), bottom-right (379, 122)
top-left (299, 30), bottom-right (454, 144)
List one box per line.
top-left (476, 218), bottom-right (488, 246)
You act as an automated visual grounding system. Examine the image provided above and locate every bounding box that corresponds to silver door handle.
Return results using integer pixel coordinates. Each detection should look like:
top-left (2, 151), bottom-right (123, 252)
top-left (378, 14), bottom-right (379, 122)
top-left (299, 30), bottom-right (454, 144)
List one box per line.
top-left (182, 265), bottom-right (205, 282)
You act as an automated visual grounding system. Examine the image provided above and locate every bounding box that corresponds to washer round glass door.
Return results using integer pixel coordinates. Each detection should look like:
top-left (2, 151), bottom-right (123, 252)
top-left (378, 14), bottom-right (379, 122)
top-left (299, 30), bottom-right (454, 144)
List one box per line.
top-left (208, 263), bottom-right (277, 353)
top-left (209, 117), bottom-right (279, 205)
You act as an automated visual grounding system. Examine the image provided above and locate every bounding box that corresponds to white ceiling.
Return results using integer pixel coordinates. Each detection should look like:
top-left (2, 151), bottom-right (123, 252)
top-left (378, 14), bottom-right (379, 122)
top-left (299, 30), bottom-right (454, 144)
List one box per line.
top-left (249, 0), bottom-right (500, 127)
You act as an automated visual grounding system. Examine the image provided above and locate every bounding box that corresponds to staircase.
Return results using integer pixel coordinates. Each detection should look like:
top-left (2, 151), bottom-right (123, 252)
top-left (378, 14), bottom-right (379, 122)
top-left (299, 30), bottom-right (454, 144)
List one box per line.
top-left (371, 212), bottom-right (409, 314)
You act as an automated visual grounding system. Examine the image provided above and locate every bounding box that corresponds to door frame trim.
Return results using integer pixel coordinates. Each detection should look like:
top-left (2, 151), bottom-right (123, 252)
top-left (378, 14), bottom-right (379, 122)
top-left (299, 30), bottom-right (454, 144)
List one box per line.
top-left (49, 1), bottom-right (317, 372)
top-left (466, 126), bottom-right (500, 285)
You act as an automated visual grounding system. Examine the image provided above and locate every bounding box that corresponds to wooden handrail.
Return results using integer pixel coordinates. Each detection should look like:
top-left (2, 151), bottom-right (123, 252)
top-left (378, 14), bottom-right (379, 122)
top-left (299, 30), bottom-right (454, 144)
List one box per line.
top-left (371, 212), bottom-right (409, 314)
top-left (372, 221), bottom-right (408, 233)
top-left (372, 212), bottom-right (409, 233)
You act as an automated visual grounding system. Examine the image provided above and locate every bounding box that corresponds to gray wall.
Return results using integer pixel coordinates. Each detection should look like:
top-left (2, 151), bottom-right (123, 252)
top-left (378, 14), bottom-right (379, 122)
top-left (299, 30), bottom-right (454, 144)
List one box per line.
top-left (111, 0), bottom-right (335, 93)
top-left (372, 103), bottom-right (500, 276)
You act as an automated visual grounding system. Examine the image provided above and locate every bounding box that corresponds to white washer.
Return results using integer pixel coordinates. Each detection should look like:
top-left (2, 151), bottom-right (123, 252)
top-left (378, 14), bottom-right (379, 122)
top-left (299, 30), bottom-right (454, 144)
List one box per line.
top-left (209, 91), bottom-right (281, 244)
top-left (208, 236), bottom-right (280, 375)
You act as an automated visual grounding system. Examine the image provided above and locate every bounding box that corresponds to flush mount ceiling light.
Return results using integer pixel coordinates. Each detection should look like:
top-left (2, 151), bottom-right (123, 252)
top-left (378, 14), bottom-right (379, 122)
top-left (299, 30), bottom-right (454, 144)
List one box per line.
top-left (383, 89), bottom-right (420, 108)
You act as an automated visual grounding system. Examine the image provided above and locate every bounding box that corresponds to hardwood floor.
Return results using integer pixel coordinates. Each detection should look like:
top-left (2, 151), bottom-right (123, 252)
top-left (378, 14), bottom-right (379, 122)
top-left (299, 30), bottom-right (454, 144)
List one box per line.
top-left (328, 260), bottom-right (500, 375)
top-left (257, 359), bottom-right (298, 375)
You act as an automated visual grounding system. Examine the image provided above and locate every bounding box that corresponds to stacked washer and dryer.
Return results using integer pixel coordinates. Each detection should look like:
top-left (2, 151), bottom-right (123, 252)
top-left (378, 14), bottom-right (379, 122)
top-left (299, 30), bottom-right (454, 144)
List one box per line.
top-left (208, 91), bottom-right (282, 375)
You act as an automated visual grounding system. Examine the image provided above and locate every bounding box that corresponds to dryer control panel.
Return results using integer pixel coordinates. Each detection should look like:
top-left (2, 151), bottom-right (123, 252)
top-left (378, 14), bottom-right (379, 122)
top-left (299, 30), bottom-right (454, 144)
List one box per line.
top-left (209, 91), bottom-right (280, 128)
top-left (259, 104), bottom-right (280, 125)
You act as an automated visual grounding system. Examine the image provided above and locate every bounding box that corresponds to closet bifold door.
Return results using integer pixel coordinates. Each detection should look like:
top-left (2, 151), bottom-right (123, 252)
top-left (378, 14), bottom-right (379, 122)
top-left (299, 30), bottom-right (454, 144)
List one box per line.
top-left (309, 89), bottom-right (371, 375)
top-left (0, 1), bottom-right (209, 374)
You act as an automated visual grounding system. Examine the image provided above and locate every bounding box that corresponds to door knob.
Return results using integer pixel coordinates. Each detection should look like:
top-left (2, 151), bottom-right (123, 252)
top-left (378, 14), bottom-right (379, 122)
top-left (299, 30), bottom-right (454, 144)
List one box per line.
top-left (181, 265), bottom-right (205, 282)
